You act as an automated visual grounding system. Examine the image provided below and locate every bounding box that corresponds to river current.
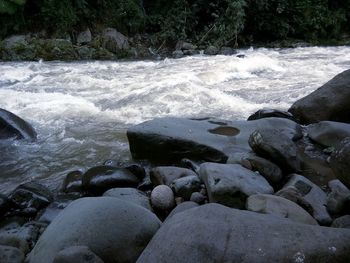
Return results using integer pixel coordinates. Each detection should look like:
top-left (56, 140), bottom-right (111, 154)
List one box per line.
top-left (1, 46), bottom-right (350, 194)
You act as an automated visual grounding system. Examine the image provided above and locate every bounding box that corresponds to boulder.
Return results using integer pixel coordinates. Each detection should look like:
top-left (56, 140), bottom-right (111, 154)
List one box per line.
top-left (165, 201), bottom-right (198, 222)
top-left (249, 128), bottom-right (301, 172)
top-left (150, 167), bottom-right (197, 186)
top-left (330, 137), bottom-right (350, 188)
top-left (332, 215), bottom-right (350, 229)
top-left (103, 188), bottom-right (152, 211)
top-left (2, 35), bottom-right (27, 49)
top-left (289, 69), bottom-right (350, 124)
top-left (28, 197), bottom-right (161, 263)
top-left (199, 163), bottom-right (273, 208)
top-left (219, 46), bottom-right (236, 55)
top-left (82, 166), bottom-right (139, 195)
top-left (0, 108), bottom-right (37, 141)
top-left (247, 108), bottom-right (295, 121)
top-left (61, 170), bottom-right (83, 193)
top-left (76, 29), bottom-right (92, 45)
top-left (102, 28), bottom-right (129, 53)
top-left (150, 185), bottom-right (175, 211)
top-left (284, 174), bottom-right (332, 225)
top-left (170, 176), bottom-right (202, 200)
top-left (175, 41), bottom-right (196, 51)
top-left (246, 194), bottom-right (318, 225)
top-left (327, 179), bottom-right (350, 215)
top-left (0, 245), bottom-right (24, 263)
top-left (53, 246), bottom-right (103, 263)
top-left (127, 117), bottom-right (302, 164)
top-left (204, 46), bottom-right (219, 55)
top-left (137, 204), bottom-right (350, 263)
top-left (307, 121), bottom-right (350, 148)
top-left (190, 192), bottom-right (206, 204)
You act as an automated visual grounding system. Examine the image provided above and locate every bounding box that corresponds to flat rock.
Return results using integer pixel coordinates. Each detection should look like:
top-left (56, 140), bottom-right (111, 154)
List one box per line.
top-left (289, 69), bottom-right (350, 124)
top-left (199, 163), bottom-right (273, 209)
top-left (28, 197), bottom-right (161, 263)
top-left (103, 188), bottom-right (152, 211)
top-left (150, 167), bottom-right (197, 186)
top-left (0, 245), bottom-right (24, 263)
top-left (307, 121), bottom-right (350, 148)
top-left (53, 246), bottom-right (103, 263)
top-left (127, 117), bottom-right (301, 164)
top-left (246, 194), bottom-right (318, 225)
top-left (137, 203), bottom-right (350, 263)
top-left (330, 137), bottom-right (350, 188)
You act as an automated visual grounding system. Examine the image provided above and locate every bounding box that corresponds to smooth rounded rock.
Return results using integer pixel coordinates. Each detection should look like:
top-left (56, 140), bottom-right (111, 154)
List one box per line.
top-left (170, 175), bottom-right (201, 200)
top-left (53, 246), bottom-right (104, 263)
top-left (330, 137), bottom-right (350, 188)
top-left (0, 245), bottom-right (24, 263)
top-left (331, 215), bottom-right (350, 229)
top-left (190, 192), bottom-right (206, 204)
top-left (151, 185), bottom-right (175, 211)
top-left (103, 188), bottom-right (152, 211)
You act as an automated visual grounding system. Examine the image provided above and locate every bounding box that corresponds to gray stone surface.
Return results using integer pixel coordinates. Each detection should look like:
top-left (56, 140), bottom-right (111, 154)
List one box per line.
top-left (150, 166), bottom-right (197, 186)
top-left (53, 246), bottom-right (104, 263)
top-left (170, 175), bottom-right (201, 200)
top-left (331, 215), bottom-right (350, 229)
top-left (165, 201), bottom-right (199, 222)
top-left (246, 194), bottom-right (318, 225)
top-left (150, 185), bottom-right (175, 211)
top-left (190, 192), bottom-right (206, 204)
top-left (103, 188), bottom-right (152, 211)
top-left (0, 245), bottom-right (24, 263)
top-left (330, 137), bottom-right (350, 188)
top-left (102, 28), bottom-right (129, 53)
top-left (137, 204), bottom-right (350, 263)
top-left (77, 29), bottom-right (92, 44)
top-left (28, 197), bottom-right (161, 263)
top-left (199, 163), bottom-right (273, 208)
top-left (245, 155), bottom-right (283, 184)
top-left (247, 108), bottom-right (294, 121)
top-left (327, 179), bottom-right (350, 215)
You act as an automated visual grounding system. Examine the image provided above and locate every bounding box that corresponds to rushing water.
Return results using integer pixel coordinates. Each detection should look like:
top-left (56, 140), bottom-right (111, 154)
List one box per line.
top-left (1, 46), bottom-right (350, 194)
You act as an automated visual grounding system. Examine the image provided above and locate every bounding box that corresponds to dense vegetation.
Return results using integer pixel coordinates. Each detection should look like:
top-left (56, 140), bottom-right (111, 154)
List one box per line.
top-left (1, 0), bottom-right (349, 46)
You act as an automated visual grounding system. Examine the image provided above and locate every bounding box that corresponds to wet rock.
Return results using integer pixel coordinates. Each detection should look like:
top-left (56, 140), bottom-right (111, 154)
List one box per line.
top-left (77, 46), bottom-right (94, 59)
top-left (219, 46), bottom-right (236, 55)
top-left (102, 28), bottom-right (129, 53)
top-left (330, 137), bottom-right (350, 188)
top-left (0, 108), bottom-right (37, 141)
top-left (137, 203), bottom-right (350, 263)
top-left (179, 158), bottom-right (200, 173)
top-left (0, 194), bottom-right (10, 216)
top-left (82, 165), bottom-right (139, 195)
top-left (150, 166), bottom-right (197, 186)
top-left (0, 245), bottom-right (24, 263)
top-left (76, 28), bottom-right (92, 45)
top-left (61, 170), bottom-right (83, 193)
top-left (124, 164), bottom-right (146, 180)
top-left (289, 69), bottom-right (350, 124)
top-left (53, 246), bottom-right (104, 263)
top-left (137, 176), bottom-right (153, 192)
top-left (199, 163), bottom-right (273, 209)
top-left (204, 45), bottom-right (219, 55)
top-left (127, 117), bottom-right (302, 164)
top-left (103, 188), bottom-right (152, 211)
top-left (284, 174), bottom-right (332, 225)
top-left (331, 215), bottom-right (350, 229)
top-left (249, 128), bottom-right (301, 173)
top-left (247, 108), bottom-right (295, 121)
top-left (175, 41), bottom-right (196, 51)
top-left (327, 179), bottom-right (350, 215)
top-left (150, 185), bottom-right (175, 211)
top-left (170, 176), bottom-right (201, 200)
top-left (28, 197), bottom-right (161, 263)
top-left (246, 194), bottom-right (318, 225)
top-left (190, 192), bottom-right (206, 204)
top-left (172, 50), bottom-right (184, 58)
top-left (307, 121), bottom-right (350, 148)
top-left (165, 201), bottom-right (199, 222)
top-left (37, 196), bottom-right (76, 224)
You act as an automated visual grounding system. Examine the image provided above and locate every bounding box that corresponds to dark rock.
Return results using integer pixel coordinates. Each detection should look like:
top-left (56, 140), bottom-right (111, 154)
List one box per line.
top-left (289, 69), bottom-right (350, 124)
top-left (102, 28), bottom-right (129, 53)
top-left (0, 194), bottom-right (10, 217)
top-left (330, 137), bottom-right (350, 188)
top-left (150, 185), bottom-right (175, 211)
top-left (82, 165), bottom-right (139, 195)
top-left (0, 245), bottom-right (24, 263)
top-left (172, 50), bottom-right (184, 58)
top-left (137, 204), bottom-right (350, 263)
top-left (179, 158), bottom-right (200, 173)
top-left (284, 174), bottom-right (332, 225)
top-left (28, 197), bottom-right (161, 263)
top-left (137, 176), bottom-right (153, 192)
top-left (246, 194), bottom-right (318, 225)
top-left (150, 166), bottom-right (197, 186)
top-left (103, 188), bottom-right (152, 211)
top-left (327, 179), bottom-right (350, 215)
top-left (76, 29), bottom-right (92, 45)
top-left (249, 128), bottom-right (301, 173)
top-left (53, 246), bottom-right (104, 263)
top-left (37, 196), bottom-right (75, 224)
top-left (307, 121), bottom-right (350, 148)
top-left (219, 46), bottom-right (236, 55)
top-left (127, 117), bottom-right (302, 164)
top-left (61, 170), bottom-right (83, 193)
top-left (183, 50), bottom-right (200, 56)
top-left (247, 108), bottom-right (294, 121)
top-left (175, 41), bottom-right (196, 51)
top-left (165, 201), bottom-right (199, 222)
top-left (124, 164), bottom-right (146, 180)
top-left (236, 54), bottom-right (245, 58)
top-left (170, 175), bottom-right (202, 200)
top-left (204, 46), bottom-right (219, 55)
top-left (0, 108), bottom-right (37, 141)
top-left (332, 215), bottom-right (350, 229)
top-left (190, 192), bottom-right (206, 204)
top-left (199, 163), bottom-right (273, 209)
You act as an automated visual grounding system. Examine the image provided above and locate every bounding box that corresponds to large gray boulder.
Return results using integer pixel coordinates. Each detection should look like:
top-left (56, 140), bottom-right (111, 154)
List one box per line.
top-left (289, 69), bottom-right (350, 124)
top-left (330, 137), bottom-right (350, 188)
top-left (137, 204), bottom-right (350, 263)
top-left (327, 180), bottom-right (350, 215)
top-left (127, 117), bottom-right (301, 163)
top-left (0, 108), bottom-right (37, 141)
top-left (28, 197), bottom-right (161, 263)
top-left (53, 246), bottom-right (103, 263)
top-left (102, 28), bottom-right (129, 53)
top-left (199, 163), bottom-right (273, 208)
top-left (103, 188), bottom-right (152, 211)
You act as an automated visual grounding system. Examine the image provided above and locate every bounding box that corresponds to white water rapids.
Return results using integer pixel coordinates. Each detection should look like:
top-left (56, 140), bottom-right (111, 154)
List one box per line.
top-left (1, 46), bottom-right (350, 194)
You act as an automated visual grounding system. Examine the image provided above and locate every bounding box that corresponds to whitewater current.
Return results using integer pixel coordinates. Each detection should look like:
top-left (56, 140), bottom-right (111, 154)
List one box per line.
top-left (1, 46), bottom-right (350, 194)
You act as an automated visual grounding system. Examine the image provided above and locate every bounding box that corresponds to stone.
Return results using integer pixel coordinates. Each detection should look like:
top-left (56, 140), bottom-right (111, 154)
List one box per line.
top-left (0, 108), bottom-right (37, 141)
top-left (165, 201), bottom-right (199, 222)
top-left (61, 170), bottom-right (83, 193)
top-left (190, 192), bottom-right (206, 204)
top-left (82, 165), bottom-right (139, 195)
top-left (137, 204), bottom-right (350, 263)
top-left (175, 41), bottom-right (196, 51)
top-left (284, 174), bottom-right (332, 225)
top-left (127, 117), bottom-right (302, 164)
top-left (307, 121), bottom-right (350, 148)
top-left (331, 215), bottom-right (350, 229)
top-left (330, 137), bottom-right (350, 188)
top-left (38, 196), bottom-right (75, 224)
top-left (76, 28), bottom-right (92, 45)
top-left (247, 108), bottom-right (295, 121)
top-left (150, 167), bottom-right (197, 186)
top-left (28, 197), bottom-right (161, 263)
top-left (0, 194), bottom-right (10, 216)
top-left (172, 50), bottom-right (184, 58)
top-left (150, 185), bottom-right (175, 211)
top-left (199, 163), bottom-right (273, 209)
top-left (170, 175), bottom-right (202, 200)
top-left (102, 28), bottom-right (129, 53)
top-left (246, 194), bottom-right (318, 225)
top-left (327, 179), bottom-right (350, 215)
top-left (219, 46), bottom-right (236, 55)
top-left (289, 69), bottom-right (350, 124)
top-left (2, 35), bottom-right (27, 49)
top-left (204, 45), bottom-right (219, 55)
top-left (103, 188), bottom-right (152, 211)
top-left (53, 246), bottom-right (104, 263)
top-left (249, 128), bottom-right (301, 173)
top-left (0, 245), bottom-right (24, 263)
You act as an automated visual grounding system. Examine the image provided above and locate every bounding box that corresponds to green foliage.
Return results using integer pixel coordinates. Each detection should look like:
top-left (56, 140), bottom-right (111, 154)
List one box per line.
top-left (0, 0), bottom-right (26, 14)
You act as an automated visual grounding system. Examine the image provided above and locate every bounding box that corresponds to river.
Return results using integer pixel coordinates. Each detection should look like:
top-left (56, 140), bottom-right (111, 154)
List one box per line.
top-left (1, 46), bottom-right (350, 194)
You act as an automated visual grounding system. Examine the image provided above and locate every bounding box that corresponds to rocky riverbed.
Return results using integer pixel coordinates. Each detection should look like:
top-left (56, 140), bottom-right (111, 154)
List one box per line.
top-left (1, 69), bottom-right (350, 262)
